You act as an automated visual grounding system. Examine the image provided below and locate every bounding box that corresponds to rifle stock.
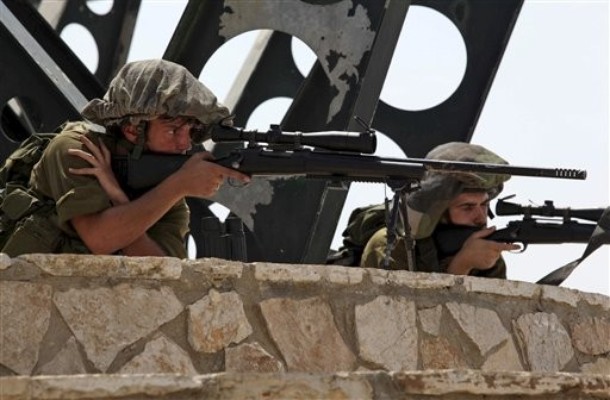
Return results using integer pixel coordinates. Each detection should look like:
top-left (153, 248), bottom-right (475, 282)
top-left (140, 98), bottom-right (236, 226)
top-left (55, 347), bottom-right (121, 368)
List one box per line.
top-left (433, 220), bottom-right (599, 257)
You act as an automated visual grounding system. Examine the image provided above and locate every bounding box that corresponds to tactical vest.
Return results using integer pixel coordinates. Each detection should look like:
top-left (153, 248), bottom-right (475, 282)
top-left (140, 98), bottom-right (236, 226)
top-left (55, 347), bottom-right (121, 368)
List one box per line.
top-left (0, 134), bottom-right (62, 255)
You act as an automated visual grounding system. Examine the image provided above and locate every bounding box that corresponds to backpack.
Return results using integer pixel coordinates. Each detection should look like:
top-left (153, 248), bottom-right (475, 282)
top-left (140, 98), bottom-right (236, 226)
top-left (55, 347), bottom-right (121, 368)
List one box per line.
top-left (326, 202), bottom-right (387, 266)
top-left (0, 133), bottom-right (56, 251)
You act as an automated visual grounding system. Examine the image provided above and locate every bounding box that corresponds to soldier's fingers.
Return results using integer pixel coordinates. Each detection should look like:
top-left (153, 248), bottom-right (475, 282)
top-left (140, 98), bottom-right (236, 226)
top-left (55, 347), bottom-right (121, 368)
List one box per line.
top-left (98, 139), bottom-right (112, 162)
top-left (222, 168), bottom-right (250, 183)
top-left (79, 136), bottom-right (104, 160)
top-left (68, 167), bottom-right (97, 175)
top-left (67, 149), bottom-right (100, 166)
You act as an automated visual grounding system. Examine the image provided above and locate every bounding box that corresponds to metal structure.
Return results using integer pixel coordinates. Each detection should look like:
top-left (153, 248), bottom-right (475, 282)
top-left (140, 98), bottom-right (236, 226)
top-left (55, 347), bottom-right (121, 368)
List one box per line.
top-left (0, 0), bottom-right (524, 263)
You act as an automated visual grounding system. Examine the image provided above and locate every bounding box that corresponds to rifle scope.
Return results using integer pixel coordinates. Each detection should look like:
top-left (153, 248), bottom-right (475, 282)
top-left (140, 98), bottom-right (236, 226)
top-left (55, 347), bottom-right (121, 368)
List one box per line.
top-left (210, 124), bottom-right (377, 154)
top-left (496, 198), bottom-right (603, 222)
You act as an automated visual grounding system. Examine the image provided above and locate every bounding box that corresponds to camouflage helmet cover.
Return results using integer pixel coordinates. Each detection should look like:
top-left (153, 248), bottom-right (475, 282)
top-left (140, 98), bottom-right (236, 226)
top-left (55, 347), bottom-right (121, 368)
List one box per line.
top-left (80, 59), bottom-right (230, 139)
top-left (407, 142), bottom-right (511, 239)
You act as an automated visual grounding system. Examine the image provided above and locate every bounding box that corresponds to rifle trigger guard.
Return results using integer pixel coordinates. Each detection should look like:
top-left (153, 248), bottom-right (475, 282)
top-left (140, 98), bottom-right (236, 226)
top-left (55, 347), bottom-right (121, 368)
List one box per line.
top-left (512, 242), bottom-right (527, 253)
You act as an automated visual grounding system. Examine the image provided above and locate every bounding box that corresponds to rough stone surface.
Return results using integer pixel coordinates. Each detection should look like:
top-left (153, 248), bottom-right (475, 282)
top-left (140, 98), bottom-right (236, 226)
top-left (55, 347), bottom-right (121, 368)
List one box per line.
top-left (368, 269), bottom-right (456, 289)
top-left (184, 258), bottom-right (244, 280)
top-left (481, 339), bottom-right (524, 371)
top-left (581, 357), bottom-right (610, 375)
top-left (571, 317), bottom-right (610, 355)
top-left (514, 312), bottom-right (574, 372)
top-left (1, 253), bottom-right (609, 399)
top-left (446, 302), bottom-right (511, 357)
top-left (254, 263), bottom-right (323, 283)
top-left (119, 335), bottom-right (197, 374)
top-left (0, 281), bottom-right (53, 375)
top-left (541, 285), bottom-right (580, 307)
top-left (0, 253), bottom-right (12, 270)
top-left (355, 295), bottom-right (418, 370)
top-left (53, 283), bottom-right (183, 371)
top-left (325, 265), bottom-right (364, 285)
top-left (2, 370), bottom-right (609, 399)
top-left (467, 276), bottom-right (540, 298)
top-left (418, 305), bottom-right (443, 336)
top-left (188, 289), bottom-right (252, 353)
top-left (260, 296), bottom-right (356, 372)
top-left (420, 337), bottom-right (468, 370)
top-left (20, 254), bottom-right (182, 279)
top-left (38, 337), bottom-right (87, 375)
top-left (225, 342), bottom-right (284, 373)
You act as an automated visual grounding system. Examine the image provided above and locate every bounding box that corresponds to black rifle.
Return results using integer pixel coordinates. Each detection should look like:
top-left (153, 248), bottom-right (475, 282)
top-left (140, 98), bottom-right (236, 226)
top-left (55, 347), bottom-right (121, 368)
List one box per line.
top-left (433, 197), bottom-right (606, 257)
top-left (112, 124), bottom-right (587, 190)
top-left (111, 124), bottom-right (587, 270)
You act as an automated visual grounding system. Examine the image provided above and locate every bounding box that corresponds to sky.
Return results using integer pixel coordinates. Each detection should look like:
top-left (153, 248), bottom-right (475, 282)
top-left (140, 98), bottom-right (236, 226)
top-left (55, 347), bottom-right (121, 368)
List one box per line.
top-left (60, 0), bottom-right (609, 296)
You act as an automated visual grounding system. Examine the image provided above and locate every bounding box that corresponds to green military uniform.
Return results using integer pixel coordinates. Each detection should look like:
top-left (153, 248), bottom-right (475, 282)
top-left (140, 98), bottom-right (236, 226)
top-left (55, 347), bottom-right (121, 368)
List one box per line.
top-left (22, 122), bottom-right (190, 257)
top-left (360, 142), bottom-right (510, 278)
top-left (1, 59), bottom-right (231, 257)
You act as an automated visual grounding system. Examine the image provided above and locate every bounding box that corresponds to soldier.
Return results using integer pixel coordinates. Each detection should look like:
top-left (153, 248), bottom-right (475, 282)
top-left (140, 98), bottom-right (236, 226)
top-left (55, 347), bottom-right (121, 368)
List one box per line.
top-left (1, 59), bottom-right (248, 257)
top-left (359, 142), bottom-right (520, 278)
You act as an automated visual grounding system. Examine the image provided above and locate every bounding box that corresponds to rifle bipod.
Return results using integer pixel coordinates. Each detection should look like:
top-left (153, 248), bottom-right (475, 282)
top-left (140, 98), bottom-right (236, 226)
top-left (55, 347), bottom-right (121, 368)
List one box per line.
top-left (383, 181), bottom-right (418, 271)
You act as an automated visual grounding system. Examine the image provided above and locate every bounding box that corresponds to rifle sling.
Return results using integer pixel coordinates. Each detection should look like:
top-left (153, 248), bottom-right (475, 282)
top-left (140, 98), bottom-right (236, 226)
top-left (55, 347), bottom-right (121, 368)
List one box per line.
top-left (537, 206), bottom-right (610, 286)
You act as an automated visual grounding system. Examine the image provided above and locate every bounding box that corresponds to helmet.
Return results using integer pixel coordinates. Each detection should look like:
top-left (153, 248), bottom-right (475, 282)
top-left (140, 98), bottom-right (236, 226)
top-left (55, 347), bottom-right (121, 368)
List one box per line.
top-left (407, 142), bottom-right (510, 238)
top-left (81, 59), bottom-right (230, 140)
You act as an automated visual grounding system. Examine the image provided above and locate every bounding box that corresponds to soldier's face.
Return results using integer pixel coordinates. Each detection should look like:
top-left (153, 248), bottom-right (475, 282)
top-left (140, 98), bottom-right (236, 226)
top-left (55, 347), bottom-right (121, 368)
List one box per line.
top-left (447, 191), bottom-right (489, 227)
top-left (145, 117), bottom-right (195, 154)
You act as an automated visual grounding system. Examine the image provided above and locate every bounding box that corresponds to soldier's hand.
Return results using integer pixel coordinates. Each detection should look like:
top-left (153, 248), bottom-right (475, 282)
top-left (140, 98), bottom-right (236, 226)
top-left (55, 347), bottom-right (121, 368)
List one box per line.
top-left (173, 152), bottom-right (250, 198)
top-left (447, 227), bottom-right (519, 275)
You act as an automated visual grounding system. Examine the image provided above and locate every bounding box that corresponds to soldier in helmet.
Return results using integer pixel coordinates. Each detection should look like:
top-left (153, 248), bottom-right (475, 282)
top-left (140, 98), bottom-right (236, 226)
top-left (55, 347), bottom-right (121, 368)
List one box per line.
top-left (2, 59), bottom-right (248, 257)
top-left (360, 142), bottom-right (520, 278)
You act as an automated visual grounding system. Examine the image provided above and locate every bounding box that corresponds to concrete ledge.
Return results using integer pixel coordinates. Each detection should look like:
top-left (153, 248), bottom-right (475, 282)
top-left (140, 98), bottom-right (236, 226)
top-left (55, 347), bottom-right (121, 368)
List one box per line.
top-left (1, 370), bottom-right (609, 399)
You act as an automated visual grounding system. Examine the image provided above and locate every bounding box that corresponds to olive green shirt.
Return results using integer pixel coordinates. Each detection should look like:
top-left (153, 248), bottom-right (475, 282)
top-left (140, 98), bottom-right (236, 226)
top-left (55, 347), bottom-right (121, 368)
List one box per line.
top-left (28, 122), bottom-right (190, 257)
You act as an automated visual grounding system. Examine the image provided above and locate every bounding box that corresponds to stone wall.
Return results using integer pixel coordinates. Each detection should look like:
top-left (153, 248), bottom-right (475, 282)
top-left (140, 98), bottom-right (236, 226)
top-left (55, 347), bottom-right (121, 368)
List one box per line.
top-left (0, 253), bottom-right (609, 399)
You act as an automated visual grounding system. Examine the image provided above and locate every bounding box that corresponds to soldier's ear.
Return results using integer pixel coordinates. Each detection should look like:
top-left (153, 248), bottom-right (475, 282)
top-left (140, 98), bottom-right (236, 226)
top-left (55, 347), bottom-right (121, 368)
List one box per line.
top-left (122, 124), bottom-right (138, 143)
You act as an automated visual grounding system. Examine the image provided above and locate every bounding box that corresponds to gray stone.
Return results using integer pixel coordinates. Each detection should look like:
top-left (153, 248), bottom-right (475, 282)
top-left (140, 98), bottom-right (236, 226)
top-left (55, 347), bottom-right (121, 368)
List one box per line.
top-left (514, 312), bottom-right (574, 372)
top-left (481, 339), bottom-right (523, 371)
top-left (418, 305), bottom-right (443, 336)
top-left (225, 342), bottom-right (284, 372)
top-left (580, 292), bottom-right (610, 311)
top-left (0, 281), bottom-right (52, 375)
top-left (467, 276), bottom-right (539, 298)
top-left (53, 283), bottom-right (183, 371)
top-left (325, 265), bottom-right (364, 285)
top-left (260, 296), bottom-right (356, 372)
top-left (184, 258), bottom-right (244, 280)
top-left (571, 317), bottom-right (610, 355)
top-left (28, 374), bottom-right (202, 399)
top-left (199, 370), bottom-right (374, 399)
top-left (368, 269), bottom-right (456, 289)
top-left (38, 337), bottom-right (87, 375)
top-left (355, 295), bottom-right (418, 370)
top-left (420, 337), bottom-right (467, 369)
top-left (188, 289), bottom-right (252, 353)
top-left (119, 334), bottom-right (197, 374)
top-left (0, 253), bottom-right (12, 270)
top-left (254, 263), bottom-right (323, 283)
top-left (446, 302), bottom-right (510, 357)
top-left (581, 357), bottom-right (610, 375)
top-left (541, 285), bottom-right (579, 307)
top-left (21, 254), bottom-right (181, 280)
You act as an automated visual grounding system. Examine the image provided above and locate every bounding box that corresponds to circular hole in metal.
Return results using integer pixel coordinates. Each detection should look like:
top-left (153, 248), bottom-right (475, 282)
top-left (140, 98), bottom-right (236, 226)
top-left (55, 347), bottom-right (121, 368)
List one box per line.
top-left (59, 23), bottom-right (99, 73)
top-left (380, 5), bottom-right (467, 111)
top-left (86, 0), bottom-right (113, 16)
top-left (291, 36), bottom-right (317, 78)
top-left (246, 97), bottom-right (293, 131)
top-left (201, 30), bottom-right (271, 104)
